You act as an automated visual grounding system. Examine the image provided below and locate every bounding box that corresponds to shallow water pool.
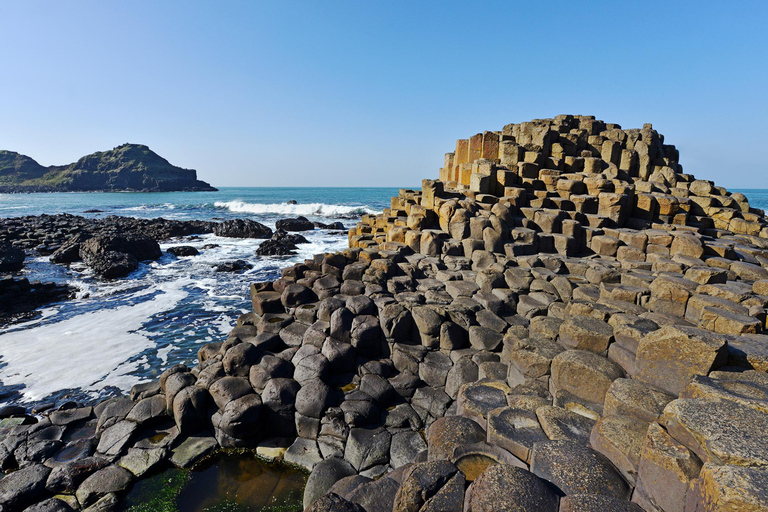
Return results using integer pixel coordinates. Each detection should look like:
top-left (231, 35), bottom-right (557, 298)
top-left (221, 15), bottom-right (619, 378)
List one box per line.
top-left (118, 451), bottom-right (308, 512)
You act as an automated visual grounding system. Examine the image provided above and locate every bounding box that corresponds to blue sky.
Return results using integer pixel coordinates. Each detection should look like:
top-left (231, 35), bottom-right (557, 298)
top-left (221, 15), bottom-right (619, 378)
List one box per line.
top-left (1, 1), bottom-right (766, 188)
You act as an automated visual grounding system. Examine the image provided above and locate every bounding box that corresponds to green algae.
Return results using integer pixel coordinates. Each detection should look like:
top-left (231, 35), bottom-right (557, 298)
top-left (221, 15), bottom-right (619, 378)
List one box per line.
top-left (119, 451), bottom-right (307, 512)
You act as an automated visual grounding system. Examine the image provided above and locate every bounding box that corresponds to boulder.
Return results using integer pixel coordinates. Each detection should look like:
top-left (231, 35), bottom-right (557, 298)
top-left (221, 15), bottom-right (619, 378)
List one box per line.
top-left (75, 465), bottom-right (133, 508)
top-left (303, 458), bottom-right (357, 509)
top-left (427, 416), bottom-right (485, 461)
top-left (0, 242), bottom-right (25, 272)
top-left (80, 234), bottom-right (160, 278)
top-left (0, 463), bottom-right (51, 510)
top-left (465, 464), bottom-right (559, 512)
top-left (276, 216), bottom-right (315, 231)
top-left (305, 493), bottom-right (365, 512)
top-left (392, 460), bottom-right (464, 512)
top-left (256, 239), bottom-right (297, 256)
top-left (214, 219), bottom-right (272, 238)
top-left (167, 245), bottom-right (199, 257)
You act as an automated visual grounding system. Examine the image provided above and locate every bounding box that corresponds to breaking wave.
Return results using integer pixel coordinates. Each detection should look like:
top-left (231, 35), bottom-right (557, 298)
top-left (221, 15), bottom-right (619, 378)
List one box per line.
top-left (214, 200), bottom-right (379, 218)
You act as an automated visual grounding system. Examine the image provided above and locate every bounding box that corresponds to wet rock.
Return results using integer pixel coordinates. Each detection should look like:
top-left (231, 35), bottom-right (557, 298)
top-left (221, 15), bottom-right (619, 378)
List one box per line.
top-left (167, 245), bottom-right (199, 257)
top-left (169, 435), bottom-right (217, 468)
top-left (45, 456), bottom-right (111, 494)
top-left (256, 239), bottom-right (297, 256)
top-left (80, 234), bottom-right (160, 278)
top-left (213, 219), bottom-right (272, 238)
top-left (208, 376), bottom-right (253, 410)
top-left (215, 393), bottom-right (262, 439)
top-left (117, 447), bottom-right (165, 477)
top-left (0, 242), bottom-right (26, 272)
top-left (214, 259), bottom-right (253, 272)
top-left (96, 419), bottom-right (137, 457)
top-left (276, 216), bottom-right (315, 232)
top-left (22, 497), bottom-right (76, 512)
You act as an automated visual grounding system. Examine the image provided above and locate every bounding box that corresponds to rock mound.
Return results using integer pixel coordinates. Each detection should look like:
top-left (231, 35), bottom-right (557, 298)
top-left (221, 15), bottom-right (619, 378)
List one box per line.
top-left (6, 116), bottom-right (768, 512)
top-left (0, 144), bottom-right (216, 192)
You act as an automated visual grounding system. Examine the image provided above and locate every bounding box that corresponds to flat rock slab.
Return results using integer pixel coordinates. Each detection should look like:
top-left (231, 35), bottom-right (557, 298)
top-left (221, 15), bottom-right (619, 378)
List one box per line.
top-left (530, 439), bottom-right (631, 500)
top-left (551, 350), bottom-right (624, 404)
top-left (118, 447), bottom-right (166, 477)
top-left (487, 407), bottom-right (548, 463)
top-left (603, 378), bottom-right (675, 423)
top-left (691, 463), bottom-right (768, 511)
top-left (662, 398), bottom-right (768, 466)
top-left (560, 494), bottom-right (643, 512)
top-left (536, 406), bottom-right (596, 446)
top-left (170, 435), bottom-right (217, 468)
top-left (285, 437), bottom-right (323, 470)
top-left (456, 380), bottom-right (510, 428)
top-left (635, 325), bottom-right (728, 395)
top-left (681, 373), bottom-right (768, 414)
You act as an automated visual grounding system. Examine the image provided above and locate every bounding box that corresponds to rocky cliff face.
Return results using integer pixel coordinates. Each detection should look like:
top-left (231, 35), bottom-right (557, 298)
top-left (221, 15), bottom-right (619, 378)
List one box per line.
top-left (0, 143), bottom-right (216, 192)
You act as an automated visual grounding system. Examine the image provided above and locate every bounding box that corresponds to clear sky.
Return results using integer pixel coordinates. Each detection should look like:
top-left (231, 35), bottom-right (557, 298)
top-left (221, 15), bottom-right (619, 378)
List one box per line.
top-left (1, 1), bottom-right (766, 188)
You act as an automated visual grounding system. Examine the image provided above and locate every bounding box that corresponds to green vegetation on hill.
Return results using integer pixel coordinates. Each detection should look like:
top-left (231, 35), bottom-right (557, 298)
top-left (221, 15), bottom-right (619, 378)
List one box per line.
top-left (0, 143), bottom-right (217, 192)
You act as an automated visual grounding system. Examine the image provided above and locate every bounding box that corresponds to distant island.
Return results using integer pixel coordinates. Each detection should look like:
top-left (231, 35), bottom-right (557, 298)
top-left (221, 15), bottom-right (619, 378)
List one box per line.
top-left (0, 143), bottom-right (217, 192)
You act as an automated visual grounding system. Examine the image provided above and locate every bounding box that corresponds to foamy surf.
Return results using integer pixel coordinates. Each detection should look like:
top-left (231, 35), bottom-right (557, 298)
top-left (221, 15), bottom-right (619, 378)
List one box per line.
top-left (214, 200), bottom-right (379, 218)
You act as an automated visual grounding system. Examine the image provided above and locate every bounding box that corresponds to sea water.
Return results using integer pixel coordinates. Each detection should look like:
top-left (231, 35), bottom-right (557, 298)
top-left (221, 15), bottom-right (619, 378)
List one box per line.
top-left (0, 187), bottom-right (399, 408)
top-left (1, 188), bottom-right (766, 409)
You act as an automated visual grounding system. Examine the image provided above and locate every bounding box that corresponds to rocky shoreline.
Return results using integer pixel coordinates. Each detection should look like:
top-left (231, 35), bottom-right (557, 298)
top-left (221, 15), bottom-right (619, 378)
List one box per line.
top-left (2, 115), bottom-right (768, 511)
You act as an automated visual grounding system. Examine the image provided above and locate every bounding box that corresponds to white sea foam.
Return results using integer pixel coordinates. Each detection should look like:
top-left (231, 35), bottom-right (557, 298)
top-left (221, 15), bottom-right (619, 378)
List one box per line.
top-left (214, 200), bottom-right (379, 217)
top-left (0, 279), bottom-right (190, 402)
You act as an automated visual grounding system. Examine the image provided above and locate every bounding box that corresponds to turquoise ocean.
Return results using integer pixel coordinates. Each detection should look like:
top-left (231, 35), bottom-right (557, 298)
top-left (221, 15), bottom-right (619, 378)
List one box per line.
top-left (0, 187), bottom-right (765, 409)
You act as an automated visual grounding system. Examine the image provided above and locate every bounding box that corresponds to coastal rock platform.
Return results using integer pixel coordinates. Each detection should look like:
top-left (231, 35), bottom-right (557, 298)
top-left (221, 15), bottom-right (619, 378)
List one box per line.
top-left (2, 116), bottom-right (768, 511)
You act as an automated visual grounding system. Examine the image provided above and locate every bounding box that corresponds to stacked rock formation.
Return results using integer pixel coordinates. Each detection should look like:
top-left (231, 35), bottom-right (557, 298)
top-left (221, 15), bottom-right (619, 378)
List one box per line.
top-left (2, 116), bottom-right (767, 512)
